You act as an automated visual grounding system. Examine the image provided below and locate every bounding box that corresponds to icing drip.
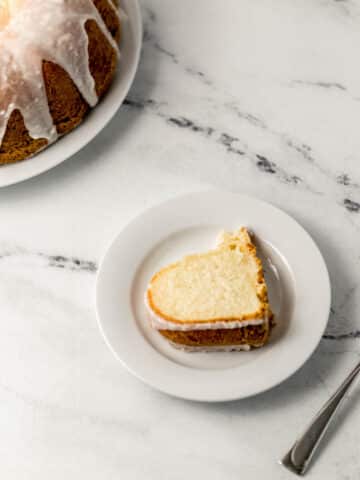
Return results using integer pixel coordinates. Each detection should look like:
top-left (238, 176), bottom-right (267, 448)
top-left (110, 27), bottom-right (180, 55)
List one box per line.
top-left (145, 295), bottom-right (267, 331)
top-left (108, 0), bottom-right (121, 18)
top-left (0, 0), bottom-right (120, 148)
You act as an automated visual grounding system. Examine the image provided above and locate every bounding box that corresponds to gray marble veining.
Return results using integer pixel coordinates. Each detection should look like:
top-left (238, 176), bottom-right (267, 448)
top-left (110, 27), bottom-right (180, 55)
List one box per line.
top-left (1, 0), bottom-right (360, 478)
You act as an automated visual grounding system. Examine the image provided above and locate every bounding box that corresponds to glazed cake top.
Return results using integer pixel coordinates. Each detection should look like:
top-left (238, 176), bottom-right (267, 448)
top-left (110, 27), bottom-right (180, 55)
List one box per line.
top-left (0, 0), bottom-right (119, 149)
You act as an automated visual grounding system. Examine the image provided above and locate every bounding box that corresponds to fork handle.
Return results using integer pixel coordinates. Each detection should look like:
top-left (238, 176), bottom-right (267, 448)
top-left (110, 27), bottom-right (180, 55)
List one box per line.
top-left (280, 361), bottom-right (360, 475)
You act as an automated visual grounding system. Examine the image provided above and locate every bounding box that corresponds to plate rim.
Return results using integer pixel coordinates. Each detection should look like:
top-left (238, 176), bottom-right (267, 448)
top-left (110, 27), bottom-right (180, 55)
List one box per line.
top-left (96, 191), bottom-right (331, 402)
top-left (0, 0), bottom-right (143, 188)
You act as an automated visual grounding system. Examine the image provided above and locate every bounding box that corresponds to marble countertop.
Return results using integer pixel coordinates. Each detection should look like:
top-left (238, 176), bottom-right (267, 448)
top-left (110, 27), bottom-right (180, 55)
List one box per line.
top-left (1, 0), bottom-right (360, 478)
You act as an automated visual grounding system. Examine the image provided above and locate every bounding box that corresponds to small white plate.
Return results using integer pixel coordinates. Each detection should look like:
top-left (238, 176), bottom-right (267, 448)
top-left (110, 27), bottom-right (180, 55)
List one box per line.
top-left (96, 191), bottom-right (331, 402)
top-left (0, 0), bottom-right (142, 188)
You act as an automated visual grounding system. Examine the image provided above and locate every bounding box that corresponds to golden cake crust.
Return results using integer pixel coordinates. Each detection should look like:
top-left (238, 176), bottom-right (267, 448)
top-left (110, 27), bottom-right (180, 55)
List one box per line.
top-left (0, 0), bottom-right (120, 165)
top-left (159, 322), bottom-right (272, 348)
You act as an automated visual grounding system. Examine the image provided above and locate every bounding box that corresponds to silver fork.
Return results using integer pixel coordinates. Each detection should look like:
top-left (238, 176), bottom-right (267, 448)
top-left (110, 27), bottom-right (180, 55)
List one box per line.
top-left (280, 361), bottom-right (360, 475)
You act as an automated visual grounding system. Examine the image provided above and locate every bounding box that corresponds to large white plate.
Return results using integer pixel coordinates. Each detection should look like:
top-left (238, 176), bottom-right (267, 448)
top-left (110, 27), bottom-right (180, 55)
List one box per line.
top-left (96, 191), bottom-right (331, 402)
top-left (0, 0), bottom-right (142, 188)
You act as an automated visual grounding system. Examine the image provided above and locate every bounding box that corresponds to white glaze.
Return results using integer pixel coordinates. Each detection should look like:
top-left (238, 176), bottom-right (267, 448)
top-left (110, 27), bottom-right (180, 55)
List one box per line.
top-left (0, 0), bottom-right (119, 148)
top-left (146, 295), bottom-right (266, 331)
top-left (2, 0), bottom-right (360, 476)
top-left (168, 341), bottom-right (251, 352)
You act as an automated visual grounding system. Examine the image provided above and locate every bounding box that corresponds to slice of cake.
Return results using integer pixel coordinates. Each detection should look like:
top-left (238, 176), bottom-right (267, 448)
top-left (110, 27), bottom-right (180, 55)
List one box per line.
top-left (145, 228), bottom-right (273, 352)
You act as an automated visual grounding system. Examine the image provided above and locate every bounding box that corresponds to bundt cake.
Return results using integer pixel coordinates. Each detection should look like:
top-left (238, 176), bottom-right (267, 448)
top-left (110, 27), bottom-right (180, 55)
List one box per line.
top-left (0, 0), bottom-right (122, 165)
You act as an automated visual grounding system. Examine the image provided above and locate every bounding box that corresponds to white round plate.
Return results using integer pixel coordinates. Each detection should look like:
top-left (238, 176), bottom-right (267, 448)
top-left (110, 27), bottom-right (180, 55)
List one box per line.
top-left (96, 192), bottom-right (331, 402)
top-left (0, 0), bottom-right (142, 188)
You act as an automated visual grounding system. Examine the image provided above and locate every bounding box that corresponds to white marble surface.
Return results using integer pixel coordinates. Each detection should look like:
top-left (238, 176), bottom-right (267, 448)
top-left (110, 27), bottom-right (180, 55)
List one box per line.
top-left (1, 0), bottom-right (360, 478)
